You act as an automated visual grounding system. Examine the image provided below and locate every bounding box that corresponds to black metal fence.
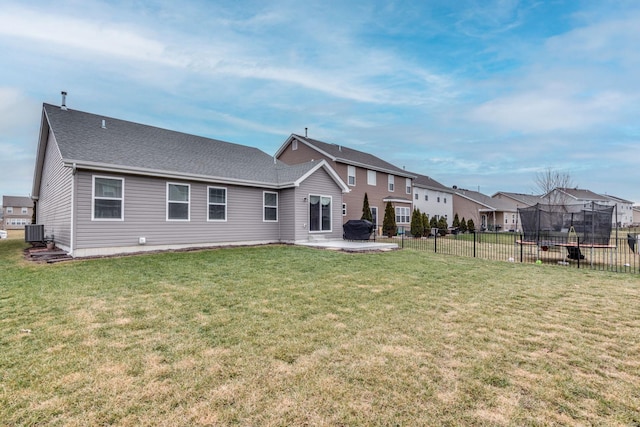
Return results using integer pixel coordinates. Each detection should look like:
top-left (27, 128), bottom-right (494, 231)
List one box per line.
top-left (381, 231), bottom-right (640, 274)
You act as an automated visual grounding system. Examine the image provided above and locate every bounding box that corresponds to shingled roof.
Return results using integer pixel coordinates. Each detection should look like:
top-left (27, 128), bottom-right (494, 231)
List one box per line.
top-left (2, 196), bottom-right (33, 208)
top-left (37, 104), bottom-right (344, 191)
top-left (552, 187), bottom-right (609, 202)
top-left (492, 191), bottom-right (543, 207)
top-left (411, 173), bottom-right (452, 192)
top-left (279, 134), bottom-right (415, 178)
top-left (454, 188), bottom-right (516, 212)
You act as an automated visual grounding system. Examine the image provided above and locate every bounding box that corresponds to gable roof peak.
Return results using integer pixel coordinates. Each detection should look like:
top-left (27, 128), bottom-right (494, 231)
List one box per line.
top-left (282, 134), bottom-right (415, 178)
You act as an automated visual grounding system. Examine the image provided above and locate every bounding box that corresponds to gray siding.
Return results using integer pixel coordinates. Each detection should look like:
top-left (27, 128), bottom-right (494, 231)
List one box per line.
top-left (37, 132), bottom-right (73, 249)
top-left (74, 171), bottom-right (281, 251)
top-left (279, 188), bottom-right (296, 242)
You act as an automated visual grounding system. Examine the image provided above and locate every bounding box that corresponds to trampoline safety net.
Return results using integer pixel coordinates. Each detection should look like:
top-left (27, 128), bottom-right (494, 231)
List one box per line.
top-left (518, 202), bottom-right (614, 245)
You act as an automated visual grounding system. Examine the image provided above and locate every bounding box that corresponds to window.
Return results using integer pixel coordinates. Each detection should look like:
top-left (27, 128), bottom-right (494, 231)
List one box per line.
top-left (292, 140), bottom-right (298, 150)
top-left (342, 203), bottom-right (347, 216)
top-left (415, 193), bottom-right (419, 200)
top-left (167, 183), bottom-right (190, 221)
top-left (367, 170), bottom-right (376, 185)
top-left (425, 195), bottom-right (428, 201)
top-left (208, 187), bottom-right (227, 221)
top-left (348, 165), bottom-right (356, 186)
top-left (388, 175), bottom-right (395, 192)
top-left (6, 207), bottom-right (12, 214)
top-left (93, 176), bottom-right (124, 220)
top-left (309, 195), bottom-right (332, 231)
top-left (406, 178), bottom-right (411, 194)
top-left (444, 197), bottom-right (447, 204)
top-left (264, 192), bottom-right (278, 221)
top-left (437, 197), bottom-right (440, 203)
top-left (21, 207), bottom-right (28, 214)
top-left (395, 207), bottom-right (410, 223)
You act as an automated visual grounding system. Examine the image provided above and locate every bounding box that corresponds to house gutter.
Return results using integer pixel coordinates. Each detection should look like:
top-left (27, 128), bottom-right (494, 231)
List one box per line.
top-left (61, 160), bottom-right (307, 190)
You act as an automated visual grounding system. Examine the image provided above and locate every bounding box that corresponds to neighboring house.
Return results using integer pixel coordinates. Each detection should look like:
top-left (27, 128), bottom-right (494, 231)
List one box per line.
top-left (543, 188), bottom-right (627, 227)
top-left (275, 134), bottom-right (415, 234)
top-left (2, 196), bottom-right (33, 230)
top-left (411, 173), bottom-right (453, 224)
top-left (632, 206), bottom-right (640, 226)
top-left (453, 187), bottom-right (518, 231)
top-left (541, 187), bottom-right (609, 207)
top-left (491, 192), bottom-right (543, 232)
top-left (32, 103), bottom-right (349, 258)
top-left (600, 194), bottom-right (634, 227)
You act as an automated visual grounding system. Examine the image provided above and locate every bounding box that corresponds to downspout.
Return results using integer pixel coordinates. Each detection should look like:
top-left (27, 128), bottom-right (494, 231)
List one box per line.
top-left (70, 163), bottom-right (76, 256)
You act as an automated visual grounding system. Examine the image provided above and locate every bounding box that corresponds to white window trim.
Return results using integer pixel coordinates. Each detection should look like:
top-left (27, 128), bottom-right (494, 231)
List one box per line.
top-left (92, 175), bottom-right (124, 221)
top-left (207, 186), bottom-right (227, 222)
top-left (167, 182), bottom-right (190, 221)
top-left (21, 207), bottom-right (28, 214)
top-left (347, 165), bottom-right (356, 186)
top-left (367, 170), bottom-right (376, 186)
top-left (406, 178), bottom-right (412, 194)
top-left (292, 139), bottom-right (298, 150)
top-left (388, 174), bottom-right (395, 192)
top-left (309, 194), bottom-right (332, 233)
top-left (263, 191), bottom-right (278, 222)
top-left (395, 206), bottom-right (410, 224)
top-left (6, 207), bottom-right (12, 214)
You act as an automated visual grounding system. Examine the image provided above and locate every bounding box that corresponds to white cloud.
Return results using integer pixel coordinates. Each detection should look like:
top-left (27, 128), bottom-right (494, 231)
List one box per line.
top-left (470, 88), bottom-right (629, 133)
top-left (0, 6), bottom-right (182, 67)
top-left (0, 4), bottom-right (456, 107)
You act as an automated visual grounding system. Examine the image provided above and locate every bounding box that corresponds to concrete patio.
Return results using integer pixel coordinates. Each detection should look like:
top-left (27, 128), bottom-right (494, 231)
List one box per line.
top-left (296, 239), bottom-right (398, 252)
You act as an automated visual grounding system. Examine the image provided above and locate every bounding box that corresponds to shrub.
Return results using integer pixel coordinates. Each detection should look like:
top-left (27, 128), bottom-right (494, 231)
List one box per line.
top-left (382, 201), bottom-right (397, 237)
top-left (410, 208), bottom-right (424, 237)
top-left (421, 213), bottom-right (430, 237)
top-left (361, 193), bottom-right (373, 222)
top-left (467, 218), bottom-right (475, 232)
top-left (459, 216), bottom-right (468, 233)
top-left (437, 216), bottom-right (448, 236)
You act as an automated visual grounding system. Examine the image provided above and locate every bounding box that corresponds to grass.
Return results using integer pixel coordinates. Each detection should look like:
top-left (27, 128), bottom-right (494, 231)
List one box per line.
top-left (1, 239), bottom-right (640, 426)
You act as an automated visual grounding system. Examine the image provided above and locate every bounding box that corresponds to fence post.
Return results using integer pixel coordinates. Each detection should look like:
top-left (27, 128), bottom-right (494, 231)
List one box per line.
top-left (434, 231), bottom-right (437, 253)
top-left (519, 233), bottom-right (523, 263)
top-left (577, 237), bottom-right (580, 269)
top-left (401, 230), bottom-right (404, 249)
top-left (473, 231), bottom-right (477, 258)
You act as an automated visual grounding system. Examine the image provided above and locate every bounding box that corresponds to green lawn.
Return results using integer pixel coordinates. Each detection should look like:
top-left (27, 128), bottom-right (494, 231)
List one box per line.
top-left (1, 239), bottom-right (639, 426)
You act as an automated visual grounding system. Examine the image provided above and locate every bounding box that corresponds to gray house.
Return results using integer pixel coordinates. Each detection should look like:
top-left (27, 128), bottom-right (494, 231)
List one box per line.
top-left (32, 103), bottom-right (349, 257)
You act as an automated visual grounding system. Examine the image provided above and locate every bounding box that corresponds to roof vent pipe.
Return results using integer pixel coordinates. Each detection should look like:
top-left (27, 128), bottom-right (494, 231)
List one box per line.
top-left (305, 127), bottom-right (308, 138)
top-left (101, 119), bottom-right (106, 129)
top-left (61, 91), bottom-right (67, 110)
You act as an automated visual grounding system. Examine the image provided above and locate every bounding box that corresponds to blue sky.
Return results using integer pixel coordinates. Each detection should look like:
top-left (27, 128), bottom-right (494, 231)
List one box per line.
top-left (1, 0), bottom-right (639, 203)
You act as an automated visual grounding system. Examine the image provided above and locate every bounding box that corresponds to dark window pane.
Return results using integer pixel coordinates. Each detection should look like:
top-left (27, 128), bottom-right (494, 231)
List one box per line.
top-left (169, 184), bottom-right (189, 202)
top-left (265, 207), bottom-right (277, 221)
top-left (264, 192), bottom-right (277, 207)
top-left (169, 202), bottom-right (188, 219)
top-left (95, 178), bottom-right (122, 198)
top-left (209, 204), bottom-right (225, 220)
top-left (209, 188), bottom-right (226, 204)
top-left (95, 199), bottom-right (121, 219)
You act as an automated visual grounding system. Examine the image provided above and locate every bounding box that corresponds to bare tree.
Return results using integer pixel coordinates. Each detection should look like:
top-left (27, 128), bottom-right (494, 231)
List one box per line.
top-left (534, 167), bottom-right (574, 206)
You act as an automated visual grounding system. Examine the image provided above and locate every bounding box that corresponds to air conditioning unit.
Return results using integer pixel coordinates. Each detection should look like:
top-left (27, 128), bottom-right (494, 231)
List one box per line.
top-left (25, 224), bottom-right (45, 243)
